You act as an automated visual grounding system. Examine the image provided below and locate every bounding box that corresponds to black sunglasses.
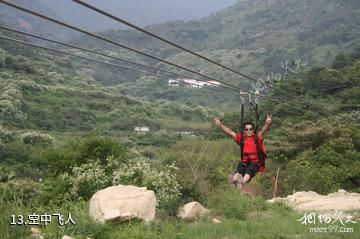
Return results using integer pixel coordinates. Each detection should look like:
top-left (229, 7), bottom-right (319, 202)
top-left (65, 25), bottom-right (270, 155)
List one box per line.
top-left (244, 128), bottom-right (253, 131)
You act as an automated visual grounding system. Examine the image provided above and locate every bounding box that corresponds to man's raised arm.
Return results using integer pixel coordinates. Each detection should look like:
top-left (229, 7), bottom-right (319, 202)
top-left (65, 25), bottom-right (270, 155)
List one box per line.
top-left (258, 114), bottom-right (272, 140)
top-left (214, 117), bottom-right (236, 140)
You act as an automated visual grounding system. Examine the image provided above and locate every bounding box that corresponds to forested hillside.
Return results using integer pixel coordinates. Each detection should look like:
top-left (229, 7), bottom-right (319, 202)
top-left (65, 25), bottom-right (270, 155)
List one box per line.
top-left (0, 24), bottom-right (218, 133)
top-left (59, 0), bottom-right (360, 107)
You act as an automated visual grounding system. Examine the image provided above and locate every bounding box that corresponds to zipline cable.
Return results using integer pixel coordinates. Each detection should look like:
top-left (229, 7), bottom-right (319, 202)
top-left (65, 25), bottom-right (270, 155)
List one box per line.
top-left (0, 25), bottom-right (233, 91)
top-left (0, 35), bottom-right (232, 95)
top-left (72, 0), bottom-right (350, 115)
top-left (0, 1), bottom-right (341, 118)
top-left (72, 0), bottom-right (301, 96)
top-left (72, 0), bottom-right (263, 84)
top-left (0, 0), bottom-right (242, 91)
top-left (0, 37), bottom-right (326, 118)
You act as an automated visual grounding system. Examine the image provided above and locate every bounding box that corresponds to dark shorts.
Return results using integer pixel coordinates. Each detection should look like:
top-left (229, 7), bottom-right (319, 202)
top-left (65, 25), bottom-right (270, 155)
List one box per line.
top-left (236, 161), bottom-right (260, 180)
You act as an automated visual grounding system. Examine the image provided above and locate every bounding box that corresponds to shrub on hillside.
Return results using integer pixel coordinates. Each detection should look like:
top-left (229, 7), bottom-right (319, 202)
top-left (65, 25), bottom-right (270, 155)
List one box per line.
top-left (0, 139), bottom-right (4, 152)
top-left (61, 155), bottom-right (182, 211)
top-left (31, 135), bottom-right (129, 176)
top-left (78, 136), bottom-right (128, 166)
top-left (4, 55), bottom-right (34, 73)
top-left (112, 160), bottom-right (182, 209)
top-left (280, 137), bottom-right (360, 195)
top-left (0, 54), bottom-right (4, 68)
top-left (21, 131), bottom-right (53, 145)
top-left (45, 71), bottom-right (65, 84)
top-left (0, 125), bottom-right (14, 143)
top-left (64, 161), bottom-right (110, 200)
top-left (0, 84), bottom-right (27, 122)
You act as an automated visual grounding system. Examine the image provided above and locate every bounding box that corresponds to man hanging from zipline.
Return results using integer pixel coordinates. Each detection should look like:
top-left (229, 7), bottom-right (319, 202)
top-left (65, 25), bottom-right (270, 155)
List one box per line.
top-left (214, 114), bottom-right (272, 193)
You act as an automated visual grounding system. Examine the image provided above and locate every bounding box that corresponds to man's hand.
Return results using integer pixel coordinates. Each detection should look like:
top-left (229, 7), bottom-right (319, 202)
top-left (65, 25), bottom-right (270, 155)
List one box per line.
top-left (214, 117), bottom-right (223, 128)
top-left (258, 114), bottom-right (272, 140)
top-left (214, 116), bottom-right (236, 139)
top-left (266, 114), bottom-right (272, 125)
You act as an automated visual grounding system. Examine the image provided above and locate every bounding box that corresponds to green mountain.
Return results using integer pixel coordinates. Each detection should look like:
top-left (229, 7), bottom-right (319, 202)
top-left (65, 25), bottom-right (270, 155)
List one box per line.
top-left (71, 0), bottom-right (360, 104)
top-left (0, 29), bottom-right (216, 134)
top-left (3, 0), bottom-right (360, 111)
top-left (1, 0), bottom-right (360, 135)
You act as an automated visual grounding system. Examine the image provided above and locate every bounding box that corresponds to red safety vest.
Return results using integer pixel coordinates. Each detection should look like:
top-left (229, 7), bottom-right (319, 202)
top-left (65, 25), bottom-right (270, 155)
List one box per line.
top-left (235, 133), bottom-right (267, 172)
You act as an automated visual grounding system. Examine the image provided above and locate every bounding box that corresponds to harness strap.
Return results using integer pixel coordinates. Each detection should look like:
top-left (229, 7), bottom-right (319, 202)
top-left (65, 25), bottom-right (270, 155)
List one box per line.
top-left (249, 101), bottom-right (260, 133)
top-left (240, 92), bottom-right (245, 160)
top-left (254, 134), bottom-right (265, 167)
top-left (243, 152), bottom-right (257, 156)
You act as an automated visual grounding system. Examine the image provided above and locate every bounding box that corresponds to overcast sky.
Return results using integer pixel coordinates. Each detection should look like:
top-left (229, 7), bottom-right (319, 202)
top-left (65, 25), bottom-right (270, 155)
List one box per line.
top-left (41, 0), bottom-right (239, 31)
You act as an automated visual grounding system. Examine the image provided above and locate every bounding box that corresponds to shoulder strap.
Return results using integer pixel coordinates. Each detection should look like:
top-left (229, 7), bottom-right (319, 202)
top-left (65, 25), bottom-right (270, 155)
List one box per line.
top-left (240, 95), bottom-right (245, 160)
top-left (254, 134), bottom-right (266, 165)
top-left (240, 133), bottom-right (245, 160)
top-left (254, 134), bottom-right (262, 158)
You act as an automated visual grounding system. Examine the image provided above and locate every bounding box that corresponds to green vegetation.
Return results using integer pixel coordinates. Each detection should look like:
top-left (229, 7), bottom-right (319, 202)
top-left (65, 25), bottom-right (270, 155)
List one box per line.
top-left (0, 47), bottom-right (216, 133)
top-left (72, 0), bottom-right (360, 106)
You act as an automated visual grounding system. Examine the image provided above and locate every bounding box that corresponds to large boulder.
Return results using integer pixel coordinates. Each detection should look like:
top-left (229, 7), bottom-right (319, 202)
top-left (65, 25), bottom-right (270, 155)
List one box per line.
top-left (30, 227), bottom-right (44, 239)
top-left (177, 201), bottom-right (209, 221)
top-left (89, 185), bottom-right (156, 223)
top-left (268, 190), bottom-right (360, 212)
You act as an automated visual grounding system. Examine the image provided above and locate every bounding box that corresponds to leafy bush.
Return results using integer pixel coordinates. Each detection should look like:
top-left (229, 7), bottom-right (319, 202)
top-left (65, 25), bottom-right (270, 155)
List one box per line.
top-left (3, 55), bottom-right (35, 73)
top-left (21, 131), bottom-right (53, 145)
top-left (112, 159), bottom-right (182, 209)
top-left (0, 125), bottom-right (14, 143)
top-left (304, 66), bottom-right (352, 96)
top-left (78, 136), bottom-right (128, 165)
top-left (280, 136), bottom-right (360, 195)
top-left (0, 166), bottom-right (14, 183)
top-left (30, 135), bottom-right (129, 178)
top-left (0, 139), bottom-right (4, 152)
top-left (0, 140), bottom-right (33, 167)
top-left (58, 154), bottom-right (182, 211)
top-left (64, 161), bottom-right (110, 200)
top-left (332, 53), bottom-right (351, 69)
top-left (31, 143), bottom-right (81, 176)
top-left (0, 83), bottom-right (28, 127)
top-left (0, 54), bottom-right (4, 68)
top-left (45, 71), bottom-right (65, 84)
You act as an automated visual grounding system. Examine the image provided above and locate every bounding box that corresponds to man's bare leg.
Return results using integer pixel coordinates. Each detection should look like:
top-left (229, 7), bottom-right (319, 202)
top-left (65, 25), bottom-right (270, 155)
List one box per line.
top-left (241, 173), bottom-right (253, 195)
top-left (243, 174), bottom-right (251, 184)
top-left (233, 173), bottom-right (243, 190)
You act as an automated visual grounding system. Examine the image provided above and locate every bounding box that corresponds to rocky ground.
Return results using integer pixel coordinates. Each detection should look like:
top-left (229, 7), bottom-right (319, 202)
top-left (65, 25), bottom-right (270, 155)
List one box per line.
top-left (268, 190), bottom-right (360, 213)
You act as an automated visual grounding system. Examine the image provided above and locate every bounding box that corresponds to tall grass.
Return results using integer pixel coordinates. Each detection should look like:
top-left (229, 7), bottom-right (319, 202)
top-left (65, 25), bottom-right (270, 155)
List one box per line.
top-left (0, 187), bottom-right (31, 238)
